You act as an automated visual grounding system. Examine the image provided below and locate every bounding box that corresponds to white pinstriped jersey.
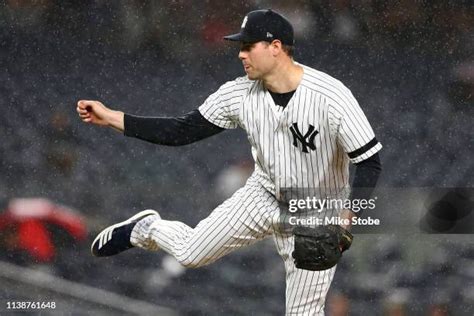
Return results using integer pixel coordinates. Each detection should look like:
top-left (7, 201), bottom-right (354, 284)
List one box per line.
top-left (130, 62), bottom-right (378, 315)
top-left (199, 63), bottom-right (382, 201)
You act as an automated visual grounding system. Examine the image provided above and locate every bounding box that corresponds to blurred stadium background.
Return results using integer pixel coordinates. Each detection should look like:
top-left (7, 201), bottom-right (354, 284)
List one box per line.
top-left (0, 1), bottom-right (472, 315)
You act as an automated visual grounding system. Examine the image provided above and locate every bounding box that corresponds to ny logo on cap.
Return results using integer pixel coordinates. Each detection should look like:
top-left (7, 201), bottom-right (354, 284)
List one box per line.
top-left (241, 16), bottom-right (248, 28)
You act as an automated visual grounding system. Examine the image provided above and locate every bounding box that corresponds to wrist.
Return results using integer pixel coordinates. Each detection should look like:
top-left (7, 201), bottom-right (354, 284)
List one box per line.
top-left (339, 209), bottom-right (356, 231)
top-left (107, 110), bottom-right (125, 131)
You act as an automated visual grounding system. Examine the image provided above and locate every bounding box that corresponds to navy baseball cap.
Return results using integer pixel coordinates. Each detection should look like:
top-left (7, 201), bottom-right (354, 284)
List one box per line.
top-left (224, 9), bottom-right (294, 46)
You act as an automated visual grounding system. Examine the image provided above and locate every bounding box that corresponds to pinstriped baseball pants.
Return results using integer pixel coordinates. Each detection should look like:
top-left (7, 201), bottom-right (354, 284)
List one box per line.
top-left (131, 174), bottom-right (336, 315)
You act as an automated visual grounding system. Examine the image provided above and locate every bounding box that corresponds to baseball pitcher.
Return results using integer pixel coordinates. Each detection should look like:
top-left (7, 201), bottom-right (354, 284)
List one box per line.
top-left (77, 9), bottom-right (382, 315)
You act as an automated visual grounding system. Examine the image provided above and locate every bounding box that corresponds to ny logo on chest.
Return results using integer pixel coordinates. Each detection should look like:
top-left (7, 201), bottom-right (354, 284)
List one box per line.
top-left (289, 123), bottom-right (319, 153)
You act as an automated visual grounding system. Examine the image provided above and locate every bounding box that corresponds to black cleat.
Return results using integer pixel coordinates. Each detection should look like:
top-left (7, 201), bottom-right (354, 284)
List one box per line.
top-left (91, 209), bottom-right (159, 257)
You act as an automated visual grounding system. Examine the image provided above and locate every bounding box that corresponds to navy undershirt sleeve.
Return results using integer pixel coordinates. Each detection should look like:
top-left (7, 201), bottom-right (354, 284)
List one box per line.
top-left (124, 109), bottom-right (224, 146)
top-left (350, 153), bottom-right (382, 213)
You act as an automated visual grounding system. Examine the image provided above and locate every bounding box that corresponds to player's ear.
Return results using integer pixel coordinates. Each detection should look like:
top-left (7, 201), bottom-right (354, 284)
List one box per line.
top-left (270, 40), bottom-right (283, 57)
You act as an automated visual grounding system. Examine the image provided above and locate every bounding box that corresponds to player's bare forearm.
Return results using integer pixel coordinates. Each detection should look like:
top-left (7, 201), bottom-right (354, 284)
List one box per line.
top-left (107, 110), bottom-right (125, 132)
top-left (77, 100), bottom-right (125, 132)
top-left (339, 209), bottom-right (357, 231)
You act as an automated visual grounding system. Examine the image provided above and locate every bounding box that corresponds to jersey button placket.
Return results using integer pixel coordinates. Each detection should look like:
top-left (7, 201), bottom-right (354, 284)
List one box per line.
top-left (275, 124), bottom-right (285, 198)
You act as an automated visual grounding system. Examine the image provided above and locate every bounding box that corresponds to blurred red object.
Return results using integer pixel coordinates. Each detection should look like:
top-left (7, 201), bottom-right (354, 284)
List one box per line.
top-left (0, 198), bottom-right (87, 263)
top-left (201, 20), bottom-right (233, 45)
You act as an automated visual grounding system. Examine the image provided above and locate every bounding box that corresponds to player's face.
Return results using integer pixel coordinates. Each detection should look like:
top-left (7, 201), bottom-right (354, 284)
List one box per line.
top-left (238, 41), bottom-right (275, 80)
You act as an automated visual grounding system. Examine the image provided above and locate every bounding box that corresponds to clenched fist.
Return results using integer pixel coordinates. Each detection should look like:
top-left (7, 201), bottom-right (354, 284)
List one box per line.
top-left (76, 100), bottom-right (124, 131)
